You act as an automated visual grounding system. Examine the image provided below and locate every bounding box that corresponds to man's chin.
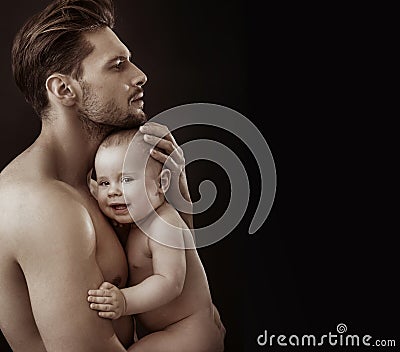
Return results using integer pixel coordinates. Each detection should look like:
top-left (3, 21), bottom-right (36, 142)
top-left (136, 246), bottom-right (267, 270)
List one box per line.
top-left (123, 111), bottom-right (147, 128)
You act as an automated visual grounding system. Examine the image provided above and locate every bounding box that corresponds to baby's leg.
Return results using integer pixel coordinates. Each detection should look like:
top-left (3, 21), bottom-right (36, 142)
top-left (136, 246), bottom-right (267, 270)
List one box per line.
top-left (128, 309), bottom-right (225, 352)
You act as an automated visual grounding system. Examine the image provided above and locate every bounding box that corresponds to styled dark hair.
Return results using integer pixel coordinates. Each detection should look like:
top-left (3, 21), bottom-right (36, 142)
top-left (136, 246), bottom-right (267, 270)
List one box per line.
top-left (11, 0), bottom-right (115, 118)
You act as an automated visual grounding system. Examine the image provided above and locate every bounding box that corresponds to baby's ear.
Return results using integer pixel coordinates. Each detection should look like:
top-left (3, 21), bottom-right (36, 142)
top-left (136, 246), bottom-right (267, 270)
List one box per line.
top-left (159, 168), bottom-right (171, 194)
top-left (89, 178), bottom-right (98, 200)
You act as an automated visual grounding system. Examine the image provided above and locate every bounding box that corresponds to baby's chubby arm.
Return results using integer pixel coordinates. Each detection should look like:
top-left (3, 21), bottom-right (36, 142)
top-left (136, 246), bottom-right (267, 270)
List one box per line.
top-left (89, 206), bottom-right (188, 317)
top-left (123, 228), bottom-right (187, 315)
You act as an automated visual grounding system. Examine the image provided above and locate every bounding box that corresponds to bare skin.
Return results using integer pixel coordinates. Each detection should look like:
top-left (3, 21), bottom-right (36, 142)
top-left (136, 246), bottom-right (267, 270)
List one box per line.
top-left (0, 145), bottom-right (133, 351)
top-left (126, 204), bottom-right (225, 352)
top-left (0, 27), bottom-right (190, 351)
top-left (89, 205), bottom-right (226, 352)
top-left (88, 139), bottom-right (226, 351)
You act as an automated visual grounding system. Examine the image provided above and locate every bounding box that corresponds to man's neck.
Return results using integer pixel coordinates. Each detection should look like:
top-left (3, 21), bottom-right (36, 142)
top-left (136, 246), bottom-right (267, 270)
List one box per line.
top-left (36, 112), bottom-right (112, 187)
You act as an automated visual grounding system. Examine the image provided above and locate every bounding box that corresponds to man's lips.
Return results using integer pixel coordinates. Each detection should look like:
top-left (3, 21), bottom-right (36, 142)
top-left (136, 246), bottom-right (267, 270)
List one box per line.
top-left (129, 92), bottom-right (144, 106)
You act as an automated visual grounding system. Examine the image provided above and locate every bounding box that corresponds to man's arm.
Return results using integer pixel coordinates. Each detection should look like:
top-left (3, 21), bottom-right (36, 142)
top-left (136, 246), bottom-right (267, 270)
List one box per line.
top-left (16, 190), bottom-right (127, 351)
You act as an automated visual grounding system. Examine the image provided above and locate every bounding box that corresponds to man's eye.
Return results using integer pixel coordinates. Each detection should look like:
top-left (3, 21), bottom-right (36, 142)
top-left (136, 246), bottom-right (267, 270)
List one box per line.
top-left (115, 60), bottom-right (124, 70)
top-left (99, 181), bottom-right (109, 186)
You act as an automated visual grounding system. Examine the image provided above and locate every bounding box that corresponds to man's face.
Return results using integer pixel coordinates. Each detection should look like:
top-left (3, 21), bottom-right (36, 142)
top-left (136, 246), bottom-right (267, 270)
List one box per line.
top-left (95, 143), bottom-right (162, 224)
top-left (77, 27), bottom-right (147, 129)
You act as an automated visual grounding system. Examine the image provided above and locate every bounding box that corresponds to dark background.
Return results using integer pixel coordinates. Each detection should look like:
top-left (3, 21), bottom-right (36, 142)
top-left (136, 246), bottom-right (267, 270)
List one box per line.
top-left (1, 1), bottom-right (397, 351)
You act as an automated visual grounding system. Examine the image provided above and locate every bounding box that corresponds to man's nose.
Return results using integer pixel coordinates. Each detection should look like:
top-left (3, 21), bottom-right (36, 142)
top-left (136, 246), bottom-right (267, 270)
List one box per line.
top-left (129, 63), bottom-right (147, 87)
top-left (108, 183), bottom-right (122, 197)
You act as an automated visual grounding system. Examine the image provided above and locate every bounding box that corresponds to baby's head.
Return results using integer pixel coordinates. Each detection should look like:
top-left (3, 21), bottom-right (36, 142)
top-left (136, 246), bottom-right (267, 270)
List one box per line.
top-left (94, 128), bottom-right (170, 224)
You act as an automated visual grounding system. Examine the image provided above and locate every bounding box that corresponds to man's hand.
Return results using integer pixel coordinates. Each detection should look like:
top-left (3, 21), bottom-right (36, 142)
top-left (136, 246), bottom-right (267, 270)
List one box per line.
top-left (88, 282), bottom-right (127, 320)
top-left (139, 122), bottom-right (193, 228)
top-left (139, 123), bottom-right (185, 181)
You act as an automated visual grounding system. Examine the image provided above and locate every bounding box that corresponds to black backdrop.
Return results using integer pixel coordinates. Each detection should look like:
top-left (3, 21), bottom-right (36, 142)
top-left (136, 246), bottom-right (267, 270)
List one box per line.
top-left (1, 1), bottom-right (397, 351)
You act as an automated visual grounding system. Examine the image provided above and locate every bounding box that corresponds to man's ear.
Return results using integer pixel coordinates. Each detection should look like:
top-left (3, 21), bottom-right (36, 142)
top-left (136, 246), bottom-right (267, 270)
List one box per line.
top-left (159, 168), bottom-right (171, 194)
top-left (45, 74), bottom-right (77, 107)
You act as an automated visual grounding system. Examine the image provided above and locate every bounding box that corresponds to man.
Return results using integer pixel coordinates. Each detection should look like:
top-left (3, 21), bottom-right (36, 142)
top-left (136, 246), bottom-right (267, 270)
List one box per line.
top-left (0, 0), bottom-right (191, 350)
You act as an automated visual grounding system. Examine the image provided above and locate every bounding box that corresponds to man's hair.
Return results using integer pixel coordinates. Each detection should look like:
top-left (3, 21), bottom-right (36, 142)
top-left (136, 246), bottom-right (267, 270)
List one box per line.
top-left (12, 0), bottom-right (115, 118)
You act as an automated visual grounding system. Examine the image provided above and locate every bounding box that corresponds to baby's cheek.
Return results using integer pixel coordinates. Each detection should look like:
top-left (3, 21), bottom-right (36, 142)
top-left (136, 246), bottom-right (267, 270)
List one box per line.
top-left (97, 198), bottom-right (108, 213)
top-left (132, 193), bottom-right (148, 210)
top-left (145, 181), bottom-right (159, 197)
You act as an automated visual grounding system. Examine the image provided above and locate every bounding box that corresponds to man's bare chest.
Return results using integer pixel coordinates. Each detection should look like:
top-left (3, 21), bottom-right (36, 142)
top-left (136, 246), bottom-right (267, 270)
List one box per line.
top-left (85, 197), bottom-right (128, 288)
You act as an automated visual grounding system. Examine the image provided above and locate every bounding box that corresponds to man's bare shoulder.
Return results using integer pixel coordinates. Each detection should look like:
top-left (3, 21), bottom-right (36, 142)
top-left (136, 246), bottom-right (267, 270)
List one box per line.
top-left (0, 174), bottom-right (95, 255)
top-left (0, 172), bottom-right (80, 211)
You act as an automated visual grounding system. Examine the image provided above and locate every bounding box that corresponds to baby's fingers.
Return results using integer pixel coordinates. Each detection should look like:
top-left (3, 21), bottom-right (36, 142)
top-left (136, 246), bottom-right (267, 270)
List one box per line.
top-left (98, 311), bottom-right (117, 319)
top-left (99, 282), bottom-right (115, 290)
top-left (88, 288), bottom-right (112, 297)
top-left (87, 295), bottom-right (112, 304)
top-left (89, 303), bottom-right (113, 312)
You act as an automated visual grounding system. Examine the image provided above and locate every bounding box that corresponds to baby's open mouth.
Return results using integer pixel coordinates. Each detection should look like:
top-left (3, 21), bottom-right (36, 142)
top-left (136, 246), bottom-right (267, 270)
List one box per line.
top-left (111, 204), bottom-right (128, 210)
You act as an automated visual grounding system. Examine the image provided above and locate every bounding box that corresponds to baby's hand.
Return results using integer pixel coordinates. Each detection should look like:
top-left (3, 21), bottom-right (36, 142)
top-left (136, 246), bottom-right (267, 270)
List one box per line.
top-left (87, 282), bottom-right (126, 319)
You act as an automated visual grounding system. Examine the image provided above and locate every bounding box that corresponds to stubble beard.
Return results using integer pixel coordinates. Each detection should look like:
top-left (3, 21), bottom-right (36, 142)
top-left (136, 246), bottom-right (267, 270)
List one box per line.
top-left (77, 81), bottom-right (147, 141)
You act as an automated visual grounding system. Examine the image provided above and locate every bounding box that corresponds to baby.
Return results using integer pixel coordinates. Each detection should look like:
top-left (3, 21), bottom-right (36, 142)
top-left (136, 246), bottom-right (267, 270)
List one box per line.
top-left (88, 128), bottom-right (226, 351)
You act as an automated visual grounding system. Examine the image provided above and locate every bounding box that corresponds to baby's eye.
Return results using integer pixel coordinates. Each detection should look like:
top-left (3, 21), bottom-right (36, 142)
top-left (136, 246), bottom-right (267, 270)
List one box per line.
top-left (122, 177), bottom-right (134, 183)
top-left (98, 181), bottom-right (109, 187)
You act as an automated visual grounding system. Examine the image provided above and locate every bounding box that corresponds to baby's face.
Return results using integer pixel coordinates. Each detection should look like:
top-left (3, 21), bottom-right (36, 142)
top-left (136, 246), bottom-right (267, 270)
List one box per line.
top-left (95, 143), bottom-right (163, 224)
